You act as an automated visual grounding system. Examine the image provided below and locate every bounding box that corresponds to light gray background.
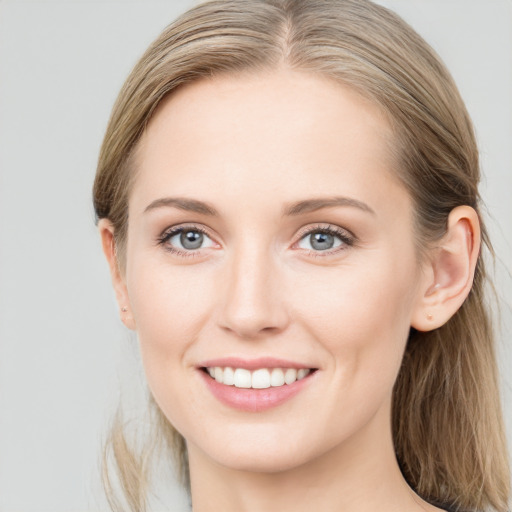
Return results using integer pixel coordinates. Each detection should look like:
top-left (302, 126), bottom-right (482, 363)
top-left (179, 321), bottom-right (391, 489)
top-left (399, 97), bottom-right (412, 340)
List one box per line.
top-left (0, 1), bottom-right (510, 511)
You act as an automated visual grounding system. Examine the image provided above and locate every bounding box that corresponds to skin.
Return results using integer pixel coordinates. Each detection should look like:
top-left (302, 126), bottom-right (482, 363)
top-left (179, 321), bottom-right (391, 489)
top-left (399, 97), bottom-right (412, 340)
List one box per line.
top-left (100, 68), bottom-right (480, 512)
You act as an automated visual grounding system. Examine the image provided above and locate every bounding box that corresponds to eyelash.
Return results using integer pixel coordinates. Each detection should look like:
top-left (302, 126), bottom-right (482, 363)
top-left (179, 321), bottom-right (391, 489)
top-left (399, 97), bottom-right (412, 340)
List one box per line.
top-left (156, 223), bottom-right (355, 259)
top-left (156, 225), bottom-right (211, 260)
top-left (296, 224), bottom-right (355, 258)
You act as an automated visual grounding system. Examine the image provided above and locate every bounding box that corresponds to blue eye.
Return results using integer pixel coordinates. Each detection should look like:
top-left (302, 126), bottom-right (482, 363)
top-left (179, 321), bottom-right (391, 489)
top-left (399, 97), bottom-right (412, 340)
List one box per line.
top-left (158, 225), bottom-right (215, 257)
top-left (157, 223), bottom-right (354, 259)
top-left (296, 225), bottom-right (354, 256)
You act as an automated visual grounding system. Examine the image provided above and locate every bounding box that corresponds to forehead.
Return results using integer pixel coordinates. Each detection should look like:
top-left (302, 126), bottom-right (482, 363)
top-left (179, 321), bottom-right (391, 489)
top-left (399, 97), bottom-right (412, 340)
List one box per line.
top-left (130, 68), bottom-right (407, 219)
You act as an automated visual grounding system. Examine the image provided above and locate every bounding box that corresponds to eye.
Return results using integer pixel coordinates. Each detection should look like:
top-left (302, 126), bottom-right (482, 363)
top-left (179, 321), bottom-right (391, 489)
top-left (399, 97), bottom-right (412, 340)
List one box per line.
top-left (157, 223), bottom-right (355, 259)
top-left (295, 224), bottom-right (354, 256)
top-left (157, 225), bottom-right (216, 257)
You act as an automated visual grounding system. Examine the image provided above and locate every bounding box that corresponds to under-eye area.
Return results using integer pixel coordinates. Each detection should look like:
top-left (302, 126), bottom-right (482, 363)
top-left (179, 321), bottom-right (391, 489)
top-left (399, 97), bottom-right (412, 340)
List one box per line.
top-left (201, 367), bottom-right (319, 389)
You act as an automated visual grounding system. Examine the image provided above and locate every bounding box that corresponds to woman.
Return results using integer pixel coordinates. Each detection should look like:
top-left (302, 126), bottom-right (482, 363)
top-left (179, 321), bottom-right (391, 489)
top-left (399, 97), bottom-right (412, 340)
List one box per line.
top-left (93, 0), bottom-right (510, 511)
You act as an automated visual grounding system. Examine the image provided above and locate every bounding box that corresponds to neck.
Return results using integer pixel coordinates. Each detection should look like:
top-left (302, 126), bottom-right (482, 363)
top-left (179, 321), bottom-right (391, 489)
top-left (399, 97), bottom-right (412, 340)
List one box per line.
top-left (187, 401), bottom-right (440, 512)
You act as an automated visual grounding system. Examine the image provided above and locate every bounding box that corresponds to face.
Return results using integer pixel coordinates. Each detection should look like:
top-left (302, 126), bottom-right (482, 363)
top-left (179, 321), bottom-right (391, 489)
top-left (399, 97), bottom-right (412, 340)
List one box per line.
top-left (119, 68), bottom-right (427, 473)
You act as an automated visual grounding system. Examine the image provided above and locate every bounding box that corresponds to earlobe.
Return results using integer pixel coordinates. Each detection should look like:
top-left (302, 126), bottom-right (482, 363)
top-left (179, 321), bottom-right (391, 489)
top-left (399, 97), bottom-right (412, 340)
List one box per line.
top-left (411, 206), bottom-right (481, 332)
top-left (98, 219), bottom-right (136, 330)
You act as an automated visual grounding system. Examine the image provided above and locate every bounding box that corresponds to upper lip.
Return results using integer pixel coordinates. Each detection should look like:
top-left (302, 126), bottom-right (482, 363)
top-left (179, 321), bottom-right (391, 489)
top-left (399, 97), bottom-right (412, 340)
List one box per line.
top-left (198, 357), bottom-right (317, 371)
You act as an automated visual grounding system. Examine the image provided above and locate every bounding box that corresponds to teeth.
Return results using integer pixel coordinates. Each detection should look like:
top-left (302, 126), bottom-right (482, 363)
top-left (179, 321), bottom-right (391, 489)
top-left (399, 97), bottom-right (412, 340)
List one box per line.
top-left (252, 369), bottom-right (271, 389)
top-left (234, 368), bottom-right (251, 388)
top-left (205, 366), bottom-right (311, 388)
top-left (270, 368), bottom-right (285, 387)
top-left (223, 366), bottom-right (235, 386)
top-left (284, 368), bottom-right (297, 384)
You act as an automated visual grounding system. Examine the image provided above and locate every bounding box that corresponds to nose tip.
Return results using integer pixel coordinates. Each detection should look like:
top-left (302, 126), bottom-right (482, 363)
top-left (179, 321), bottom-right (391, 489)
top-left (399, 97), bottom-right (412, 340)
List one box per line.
top-left (217, 251), bottom-right (289, 340)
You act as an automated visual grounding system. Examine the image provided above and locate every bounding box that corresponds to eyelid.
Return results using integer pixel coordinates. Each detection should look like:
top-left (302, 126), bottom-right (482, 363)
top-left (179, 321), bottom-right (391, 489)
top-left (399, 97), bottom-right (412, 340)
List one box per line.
top-left (293, 223), bottom-right (356, 257)
top-left (158, 222), bottom-right (213, 238)
top-left (156, 223), bottom-right (218, 258)
top-left (294, 223), bottom-right (355, 242)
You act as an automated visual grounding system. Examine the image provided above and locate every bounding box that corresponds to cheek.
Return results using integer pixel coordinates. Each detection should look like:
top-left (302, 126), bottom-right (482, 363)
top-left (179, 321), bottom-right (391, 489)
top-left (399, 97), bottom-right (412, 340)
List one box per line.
top-left (127, 247), bottom-right (418, 360)
top-left (125, 255), bottom-right (215, 374)
top-left (284, 255), bottom-right (419, 446)
top-left (126, 237), bottom-right (419, 408)
top-left (292, 254), bottom-right (417, 375)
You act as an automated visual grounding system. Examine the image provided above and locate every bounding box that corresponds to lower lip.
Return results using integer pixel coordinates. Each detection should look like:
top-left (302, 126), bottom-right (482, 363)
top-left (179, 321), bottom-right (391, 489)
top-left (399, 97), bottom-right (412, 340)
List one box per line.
top-left (199, 370), bottom-right (315, 412)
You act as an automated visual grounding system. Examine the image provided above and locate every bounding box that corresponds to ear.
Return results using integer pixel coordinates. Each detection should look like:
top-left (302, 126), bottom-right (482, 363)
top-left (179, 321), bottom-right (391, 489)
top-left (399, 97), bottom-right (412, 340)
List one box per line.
top-left (411, 205), bottom-right (481, 332)
top-left (98, 219), bottom-right (136, 330)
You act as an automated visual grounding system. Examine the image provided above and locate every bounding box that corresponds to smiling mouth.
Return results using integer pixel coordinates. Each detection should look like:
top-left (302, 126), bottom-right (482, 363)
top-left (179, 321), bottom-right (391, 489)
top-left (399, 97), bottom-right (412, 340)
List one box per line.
top-left (201, 366), bottom-right (317, 389)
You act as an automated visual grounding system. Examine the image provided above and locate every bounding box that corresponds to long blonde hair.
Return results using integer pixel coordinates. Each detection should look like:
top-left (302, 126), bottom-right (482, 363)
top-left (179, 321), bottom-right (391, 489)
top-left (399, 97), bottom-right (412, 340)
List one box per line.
top-left (93, 1), bottom-right (510, 510)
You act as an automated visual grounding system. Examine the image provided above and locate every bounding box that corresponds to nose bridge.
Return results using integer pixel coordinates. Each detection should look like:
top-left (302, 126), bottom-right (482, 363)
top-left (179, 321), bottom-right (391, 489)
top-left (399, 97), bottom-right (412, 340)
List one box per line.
top-left (218, 235), bottom-right (288, 338)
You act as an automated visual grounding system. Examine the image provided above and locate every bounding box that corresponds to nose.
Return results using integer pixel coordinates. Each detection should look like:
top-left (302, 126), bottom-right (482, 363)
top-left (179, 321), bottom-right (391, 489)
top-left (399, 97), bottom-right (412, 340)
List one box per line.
top-left (217, 239), bottom-right (289, 340)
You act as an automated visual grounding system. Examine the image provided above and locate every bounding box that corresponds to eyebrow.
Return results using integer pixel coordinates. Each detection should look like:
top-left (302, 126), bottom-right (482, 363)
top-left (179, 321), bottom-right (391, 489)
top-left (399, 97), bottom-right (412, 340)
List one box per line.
top-left (144, 197), bottom-right (218, 215)
top-left (283, 196), bottom-right (375, 216)
top-left (143, 196), bottom-right (375, 217)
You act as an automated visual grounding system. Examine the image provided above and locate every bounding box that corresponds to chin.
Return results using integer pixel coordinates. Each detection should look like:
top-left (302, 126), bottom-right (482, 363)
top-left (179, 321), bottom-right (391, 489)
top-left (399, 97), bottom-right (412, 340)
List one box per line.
top-left (211, 448), bottom-right (311, 474)
top-left (186, 422), bottom-right (338, 475)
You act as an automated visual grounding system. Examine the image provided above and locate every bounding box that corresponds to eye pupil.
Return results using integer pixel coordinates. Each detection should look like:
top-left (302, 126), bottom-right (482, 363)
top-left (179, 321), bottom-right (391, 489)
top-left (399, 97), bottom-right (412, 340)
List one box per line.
top-left (180, 230), bottom-right (203, 249)
top-left (310, 232), bottom-right (334, 250)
